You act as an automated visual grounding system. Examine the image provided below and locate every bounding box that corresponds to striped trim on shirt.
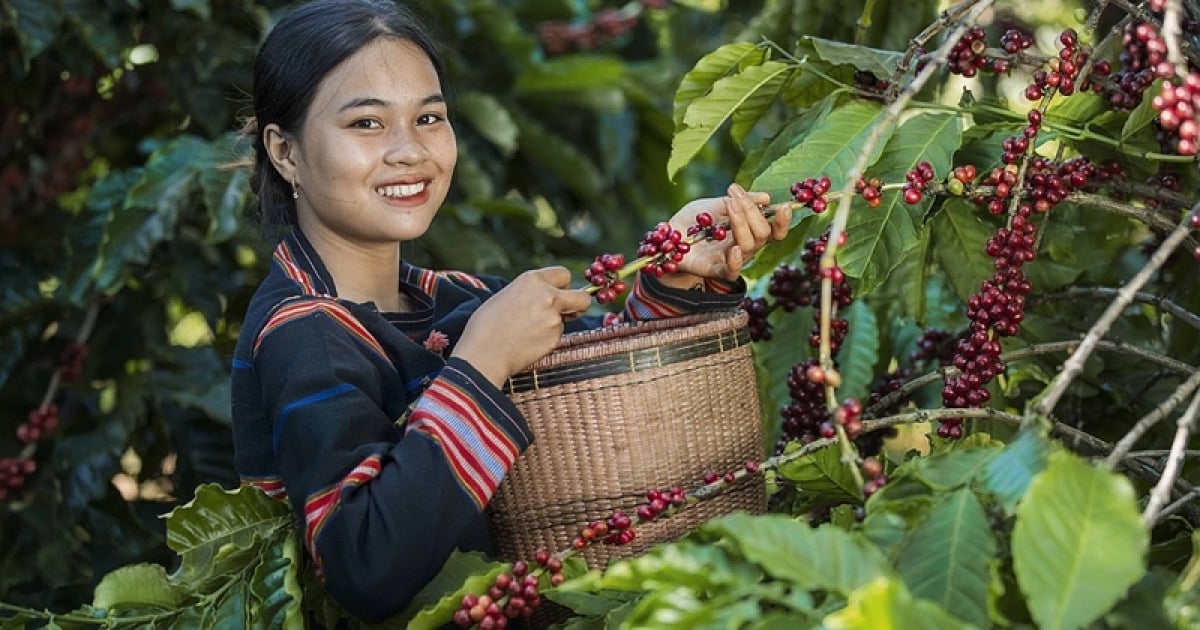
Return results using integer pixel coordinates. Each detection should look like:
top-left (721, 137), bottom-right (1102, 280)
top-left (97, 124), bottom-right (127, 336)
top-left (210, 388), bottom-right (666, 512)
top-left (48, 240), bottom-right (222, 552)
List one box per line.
top-left (303, 454), bottom-right (384, 571)
top-left (242, 476), bottom-right (288, 500)
top-left (404, 375), bottom-right (520, 509)
top-left (254, 298), bottom-right (388, 361)
top-left (410, 267), bottom-right (490, 298)
top-left (623, 273), bottom-right (685, 320)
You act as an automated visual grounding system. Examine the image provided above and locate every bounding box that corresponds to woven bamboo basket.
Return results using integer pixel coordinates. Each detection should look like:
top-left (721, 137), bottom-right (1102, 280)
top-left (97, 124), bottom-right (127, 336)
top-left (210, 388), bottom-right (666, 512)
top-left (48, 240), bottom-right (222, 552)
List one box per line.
top-left (488, 309), bottom-right (766, 571)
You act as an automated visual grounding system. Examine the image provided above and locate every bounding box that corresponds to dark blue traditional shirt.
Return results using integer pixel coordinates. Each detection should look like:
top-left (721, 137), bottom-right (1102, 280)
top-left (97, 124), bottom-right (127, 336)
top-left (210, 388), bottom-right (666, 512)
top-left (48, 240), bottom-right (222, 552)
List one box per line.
top-left (230, 228), bottom-right (744, 622)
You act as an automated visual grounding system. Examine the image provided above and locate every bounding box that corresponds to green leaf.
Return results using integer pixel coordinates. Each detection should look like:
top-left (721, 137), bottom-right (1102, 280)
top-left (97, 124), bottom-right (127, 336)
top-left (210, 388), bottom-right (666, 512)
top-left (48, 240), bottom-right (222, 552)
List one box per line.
top-left (8, 0), bottom-right (64, 65)
top-left (699, 513), bottom-right (892, 595)
top-left (730, 67), bottom-right (790, 147)
top-left (1122, 80), bottom-right (1164, 141)
top-left (457, 92), bottom-right (519, 157)
top-left (247, 531), bottom-right (303, 630)
top-left (92, 563), bottom-right (181, 611)
top-left (775, 442), bottom-right (861, 506)
top-left (841, 112), bottom-right (962, 295)
top-left (823, 577), bottom-right (970, 630)
top-left (164, 484), bottom-right (292, 588)
top-left (512, 108), bottom-right (606, 198)
top-left (673, 42), bottom-right (764, 128)
top-left (911, 446), bottom-right (1000, 491)
top-left (836, 300), bottom-right (880, 403)
top-left (170, 0), bottom-right (211, 19)
top-left (895, 488), bottom-right (995, 628)
top-left (736, 96), bottom-right (834, 187)
top-left (804, 36), bottom-right (903, 76)
top-left (584, 541), bottom-right (763, 593)
top-left (750, 100), bottom-right (891, 212)
top-left (126, 135), bottom-right (211, 214)
top-left (930, 200), bottom-right (994, 302)
top-left (514, 55), bottom-right (626, 93)
top-left (1013, 450), bottom-right (1149, 630)
top-left (668, 61), bottom-right (792, 179)
top-left (201, 579), bottom-right (248, 628)
top-left (981, 426), bottom-right (1049, 514)
top-left (397, 550), bottom-right (508, 630)
top-left (198, 138), bottom-right (250, 245)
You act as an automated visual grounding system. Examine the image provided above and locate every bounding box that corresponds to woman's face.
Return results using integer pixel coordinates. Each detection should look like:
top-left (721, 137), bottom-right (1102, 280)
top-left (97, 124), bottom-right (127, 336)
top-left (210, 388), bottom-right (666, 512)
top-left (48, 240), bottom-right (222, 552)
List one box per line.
top-left (288, 38), bottom-right (456, 247)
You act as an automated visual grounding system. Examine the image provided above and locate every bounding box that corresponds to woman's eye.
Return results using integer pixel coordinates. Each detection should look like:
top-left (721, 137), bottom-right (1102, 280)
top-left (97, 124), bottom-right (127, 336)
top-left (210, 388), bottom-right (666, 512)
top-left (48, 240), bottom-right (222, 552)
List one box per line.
top-left (416, 113), bottom-right (445, 125)
top-left (351, 118), bottom-right (382, 129)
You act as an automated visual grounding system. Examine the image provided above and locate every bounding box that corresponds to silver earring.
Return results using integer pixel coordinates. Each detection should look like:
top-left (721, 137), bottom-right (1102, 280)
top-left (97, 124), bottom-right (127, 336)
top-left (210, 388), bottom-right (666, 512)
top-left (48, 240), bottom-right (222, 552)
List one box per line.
top-left (291, 179), bottom-right (300, 199)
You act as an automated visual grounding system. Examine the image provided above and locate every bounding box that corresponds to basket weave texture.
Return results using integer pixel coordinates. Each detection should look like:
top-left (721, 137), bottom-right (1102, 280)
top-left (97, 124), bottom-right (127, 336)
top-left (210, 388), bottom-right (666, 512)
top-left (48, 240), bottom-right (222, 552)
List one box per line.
top-left (489, 310), bottom-right (766, 570)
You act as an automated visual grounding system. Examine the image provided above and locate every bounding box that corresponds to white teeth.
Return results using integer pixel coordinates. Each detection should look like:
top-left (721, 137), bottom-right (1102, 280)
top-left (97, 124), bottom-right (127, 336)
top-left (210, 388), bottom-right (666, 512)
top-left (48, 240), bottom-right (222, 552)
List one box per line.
top-left (376, 182), bottom-right (426, 198)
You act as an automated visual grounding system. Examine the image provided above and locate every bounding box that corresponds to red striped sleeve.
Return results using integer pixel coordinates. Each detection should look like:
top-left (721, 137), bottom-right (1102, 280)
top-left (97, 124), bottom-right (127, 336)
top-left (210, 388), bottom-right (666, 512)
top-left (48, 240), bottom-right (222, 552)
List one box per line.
top-left (302, 455), bottom-right (383, 571)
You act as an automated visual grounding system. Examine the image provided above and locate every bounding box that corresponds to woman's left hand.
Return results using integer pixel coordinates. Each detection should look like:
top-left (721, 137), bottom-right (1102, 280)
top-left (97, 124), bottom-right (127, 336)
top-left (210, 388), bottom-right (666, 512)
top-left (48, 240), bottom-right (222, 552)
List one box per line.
top-left (662, 183), bottom-right (792, 286)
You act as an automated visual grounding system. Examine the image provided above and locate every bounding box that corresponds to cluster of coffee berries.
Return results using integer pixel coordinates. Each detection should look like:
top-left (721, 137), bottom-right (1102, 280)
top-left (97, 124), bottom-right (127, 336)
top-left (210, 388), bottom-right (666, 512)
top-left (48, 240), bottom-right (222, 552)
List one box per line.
top-left (627, 486), bottom-right (688, 530)
top-left (17, 403), bottom-right (59, 445)
top-left (1153, 72), bottom-right (1200, 155)
top-left (1024, 28), bottom-right (1106, 101)
top-left (790, 176), bottom-right (832, 213)
top-left (584, 253), bottom-right (629, 304)
top-left (860, 455), bottom-right (888, 497)
top-left (900, 161), bottom-right (936, 205)
top-left (799, 232), bottom-right (854, 353)
top-left (947, 26), bottom-right (991, 77)
top-left (684, 210), bottom-right (729, 241)
top-left (452, 559), bottom-right (552, 628)
top-left (538, 8), bottom-right (639, 56)
top-left (779, 359), bottom-right (833, 449)
top-left (59, 341), bottom-right (87, 382)
top-left (867, 328), bottom-right (958, 415)
top-left (854, 176), bottom-right (884, 208)
top-left (767, 264), bottom-right (817, 312)
top-left (740, 296), bottom-right (773, 341)
top-left (944, 164), bottom-right (978, 196)
top-left (636, 222), bottom-right (691, 278)
top-left (0, 457), bottom-right (36, 501)
top-left (1107, 21), bottom-right (1171, 110)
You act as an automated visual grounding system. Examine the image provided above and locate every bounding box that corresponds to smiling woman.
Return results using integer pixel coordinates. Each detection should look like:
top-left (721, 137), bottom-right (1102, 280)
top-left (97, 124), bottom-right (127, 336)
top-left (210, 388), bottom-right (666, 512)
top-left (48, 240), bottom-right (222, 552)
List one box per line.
top-left (229, 0), bottom-right (791, 623)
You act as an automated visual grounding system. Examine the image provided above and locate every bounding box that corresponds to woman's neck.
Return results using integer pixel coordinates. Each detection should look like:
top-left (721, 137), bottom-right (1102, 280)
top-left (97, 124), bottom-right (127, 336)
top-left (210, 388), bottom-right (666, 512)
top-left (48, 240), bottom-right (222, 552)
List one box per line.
top-left (302, 228), bottom-right (407, 312)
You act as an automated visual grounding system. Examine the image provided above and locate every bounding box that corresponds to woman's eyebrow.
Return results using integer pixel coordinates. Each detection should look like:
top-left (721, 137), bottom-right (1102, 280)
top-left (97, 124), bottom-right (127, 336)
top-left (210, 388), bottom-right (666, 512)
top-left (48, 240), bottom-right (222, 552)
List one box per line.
top-left (337, 94), bottom-right (445, 113)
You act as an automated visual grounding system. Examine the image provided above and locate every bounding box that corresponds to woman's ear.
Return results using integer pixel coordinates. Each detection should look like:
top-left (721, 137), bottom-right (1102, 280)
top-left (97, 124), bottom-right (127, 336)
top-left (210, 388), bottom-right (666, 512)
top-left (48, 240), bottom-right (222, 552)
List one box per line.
top-left (262, 122), bottom-right (298, 183)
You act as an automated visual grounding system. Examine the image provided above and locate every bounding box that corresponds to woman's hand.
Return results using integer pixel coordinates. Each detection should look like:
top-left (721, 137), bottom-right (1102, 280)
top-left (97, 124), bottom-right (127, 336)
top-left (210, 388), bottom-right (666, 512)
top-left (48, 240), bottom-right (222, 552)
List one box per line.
top-left (452, 266), bottom-right (592, 388)
top-left (662, 183), bottom-right (792, 288)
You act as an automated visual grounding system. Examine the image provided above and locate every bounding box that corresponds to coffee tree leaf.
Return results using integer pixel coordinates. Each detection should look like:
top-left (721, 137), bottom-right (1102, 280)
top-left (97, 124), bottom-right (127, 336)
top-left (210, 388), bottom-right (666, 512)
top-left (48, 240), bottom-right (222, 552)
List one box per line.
top-left (247, 531), bottom-right (303, 630)
top-left (730, 65), bottom-right (791, 146)
top-left (510, 108), bottom-right (606, 198)
top-left (584, 541), bottom-right (764, 592)
top-left (200, 579), bottom-right (248, 629)
top-left (911, 446), bottom-right (1001, 491)
top-left (1122, 80), bottom-right (1163, 141)
top-left (622, 588), bottom-right (764, 629)
top-left (823, 576), bottom-right (970, 630)
top-left (544, 589), bottom-right (639, 618)
top-left (861, 495), bottom-right (936, 561)
top-left (736, 96), bottom-right (834, 186)
top-left (895, 488), bottom-right (995, 628)
top-left (841, 111), bottom-right (962, 295)
top-left (7, 0), bottom-right (64, 65)
top-left (673, 42), bottom-right (764, 128)
top-left (837, 300), bottom-right (880, 404)
top-left (750, 99), bottom-right (891, 214)
top-left (515, 55), bottom-right (626, 93)
top-left (930, 198), bottom-right (995, 303)
top-left (981, 426), bottom-right (1049, 514)
top-left (698, 513), bottom-right (892, 595)
top-left (457, 92), bottom-right (519, 157)
top-left (391, 551), bottom-right (507, 630)
top-left (775, 440), bottom-right (860, 506)
top-left (92, 563), bottom-right (181, 611)
top-left (164, 484), bottom-right (292, 588)
top-left (198, 135), bottom-right (250, 244)
top-left (1013, 450), bottom-right (1149, 630)
top-left (803, 36), bottom-right (903, 76)
top-left (668, 61), bottom-right (792, 180)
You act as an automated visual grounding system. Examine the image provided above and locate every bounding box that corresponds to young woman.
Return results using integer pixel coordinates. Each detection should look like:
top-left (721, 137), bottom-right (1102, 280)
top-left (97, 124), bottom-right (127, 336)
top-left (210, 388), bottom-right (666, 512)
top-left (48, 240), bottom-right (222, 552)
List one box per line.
top-left (230, 0), bottom-right (791, 622)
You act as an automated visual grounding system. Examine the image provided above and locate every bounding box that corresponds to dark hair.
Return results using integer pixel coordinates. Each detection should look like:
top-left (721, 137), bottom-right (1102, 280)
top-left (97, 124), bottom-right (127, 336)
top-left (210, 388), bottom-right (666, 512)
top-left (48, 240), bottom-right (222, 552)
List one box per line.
top-left (249, 0), bottom-right (446, 231)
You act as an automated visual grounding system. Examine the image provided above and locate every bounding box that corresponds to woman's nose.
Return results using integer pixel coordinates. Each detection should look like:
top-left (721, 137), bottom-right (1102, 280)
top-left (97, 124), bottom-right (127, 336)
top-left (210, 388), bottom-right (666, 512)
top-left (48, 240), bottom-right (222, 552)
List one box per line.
top-left (383, 127), bottom-right (428, 165)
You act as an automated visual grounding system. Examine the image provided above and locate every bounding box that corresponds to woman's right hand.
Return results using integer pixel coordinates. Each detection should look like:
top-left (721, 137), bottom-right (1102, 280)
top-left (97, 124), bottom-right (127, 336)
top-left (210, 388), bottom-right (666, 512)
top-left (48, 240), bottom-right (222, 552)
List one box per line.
top-left (452, 266), bottom-right (592, 388)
